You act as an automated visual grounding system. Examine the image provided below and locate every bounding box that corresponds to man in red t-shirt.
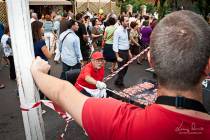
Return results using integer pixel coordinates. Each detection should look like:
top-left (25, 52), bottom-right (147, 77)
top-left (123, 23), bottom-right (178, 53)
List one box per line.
top-left (75, 51), bottom-right (106, 97)
top-left (31, 10), bottom-right (210, 140)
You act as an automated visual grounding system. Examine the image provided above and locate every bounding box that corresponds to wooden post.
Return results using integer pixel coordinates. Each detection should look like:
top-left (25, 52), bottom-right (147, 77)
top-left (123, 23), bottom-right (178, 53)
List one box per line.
top-left (110, 0), bottom-right (112, 13)
top-left (87, 0), bottom-right (90, 10)
top-left (74, 0), bottom-right (77, 16)
top-left (6, 0), bottom-right (45, 140)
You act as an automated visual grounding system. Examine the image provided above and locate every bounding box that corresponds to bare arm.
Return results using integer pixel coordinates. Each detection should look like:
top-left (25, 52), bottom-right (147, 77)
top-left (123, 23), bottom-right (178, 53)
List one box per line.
top-left (103, 31), bottom-right (107, 41)
top-left (91, 27), bottom-right (102, 39)
top-left (85, 75), bottom-right (97, 85)
top-left (130, 37), bottom-right (139, 46)
top-left (31, 57), bottom-right (89, 127)
top-left (41, 45), bottom-right (54, 59)
top-left (128, 49), bottom-right (132, 59)
top-left (115, 52), bottom-right (120, 59)
top-left (91, 33), bottom-right (102, 38)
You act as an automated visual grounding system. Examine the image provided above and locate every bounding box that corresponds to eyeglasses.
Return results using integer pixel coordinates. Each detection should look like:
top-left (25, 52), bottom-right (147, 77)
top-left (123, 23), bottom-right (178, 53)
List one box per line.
top-left (94, 59), bottom-right (105, 63)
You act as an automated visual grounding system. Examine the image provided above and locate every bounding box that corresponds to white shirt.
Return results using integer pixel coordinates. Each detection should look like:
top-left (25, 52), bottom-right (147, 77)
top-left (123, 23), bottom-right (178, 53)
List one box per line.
top-left (59, 29), bottom-right (83, 66)
top-left (113, 26), bottom-right (130, 52)
top-left (1, 34), bottom-right (12, 57)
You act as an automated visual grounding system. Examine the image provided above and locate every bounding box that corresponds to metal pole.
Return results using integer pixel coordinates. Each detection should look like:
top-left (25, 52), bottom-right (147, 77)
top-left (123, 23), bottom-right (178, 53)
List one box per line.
top-left (6, 0), bottom-right (45, 139)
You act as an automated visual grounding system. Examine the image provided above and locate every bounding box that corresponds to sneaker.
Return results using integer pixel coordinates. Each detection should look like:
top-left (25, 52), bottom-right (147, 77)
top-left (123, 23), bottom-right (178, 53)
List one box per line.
top-left (0, 83), bottom-right (5, 89)
top-left (145, 67), bottom-right (155, 73)
top-left (42, 110), bottom-right (47, 114)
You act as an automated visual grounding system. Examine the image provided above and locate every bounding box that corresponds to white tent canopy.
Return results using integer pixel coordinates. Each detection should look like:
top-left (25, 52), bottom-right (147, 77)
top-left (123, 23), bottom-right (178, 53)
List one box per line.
top-left (29, 0), bottom-right (72, 5)
top-left (77, 0), bottom-right (110, 2)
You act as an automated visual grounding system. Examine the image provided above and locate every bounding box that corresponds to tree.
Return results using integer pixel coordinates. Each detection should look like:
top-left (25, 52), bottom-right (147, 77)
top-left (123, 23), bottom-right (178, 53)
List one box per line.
top-left (157, 0), bottom-right (210, 20)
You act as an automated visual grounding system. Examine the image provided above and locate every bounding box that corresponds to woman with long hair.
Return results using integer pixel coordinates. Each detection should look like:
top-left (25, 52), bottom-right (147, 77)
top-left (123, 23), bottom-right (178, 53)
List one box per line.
top-left (31, 21), bottom-right (54, 99)
top-left (102, 17), bottom-right (117, 73)
top-left (31, 21), bottom-right (54, 61)
top-left (91, 18), bottom-right (103, 51)
top-left (129, 21), bottom-right (141, 64)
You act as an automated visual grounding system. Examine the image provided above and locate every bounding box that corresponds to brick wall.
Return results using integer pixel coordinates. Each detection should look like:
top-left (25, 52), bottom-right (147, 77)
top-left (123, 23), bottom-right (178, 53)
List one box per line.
top-left (0, 1), bottom-right (8, 25)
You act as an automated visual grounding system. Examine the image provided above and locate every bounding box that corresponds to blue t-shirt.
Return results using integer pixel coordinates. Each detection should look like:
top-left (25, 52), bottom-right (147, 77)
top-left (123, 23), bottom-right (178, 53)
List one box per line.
top-left (34, 40), bottom-right (48, 61)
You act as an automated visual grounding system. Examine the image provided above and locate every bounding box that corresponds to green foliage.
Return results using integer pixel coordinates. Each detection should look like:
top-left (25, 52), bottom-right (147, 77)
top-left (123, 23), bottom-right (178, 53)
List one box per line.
top-left (158, 0), bottom-right (172, 19)
top-left (146, 3), bottom-right (157, 14)
top-left (157, 0), bottom-right (210, 20)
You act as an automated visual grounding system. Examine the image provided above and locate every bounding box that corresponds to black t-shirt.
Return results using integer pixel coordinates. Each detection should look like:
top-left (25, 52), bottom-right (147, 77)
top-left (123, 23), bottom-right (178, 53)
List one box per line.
top-left (75, 22), bottom-right (87, 47)
top-left (34, 40), bottom-right (47, 61)
top-left (59, 19), bottom-right (69, 35)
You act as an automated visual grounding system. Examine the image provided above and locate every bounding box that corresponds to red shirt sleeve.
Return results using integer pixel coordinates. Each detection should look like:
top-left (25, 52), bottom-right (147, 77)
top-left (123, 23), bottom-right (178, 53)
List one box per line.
top-left (80, 65), bottom-right (92, 80)
top-left (82, 98), bottom-right (144, 140)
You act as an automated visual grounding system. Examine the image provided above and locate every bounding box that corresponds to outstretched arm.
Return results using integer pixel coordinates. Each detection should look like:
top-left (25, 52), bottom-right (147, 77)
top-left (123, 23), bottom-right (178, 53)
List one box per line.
top-left (31, 57), bottom-right (89, 127)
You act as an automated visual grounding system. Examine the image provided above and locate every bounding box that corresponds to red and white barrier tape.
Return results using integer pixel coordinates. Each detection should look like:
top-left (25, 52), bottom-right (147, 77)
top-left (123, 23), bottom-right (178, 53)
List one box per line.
top-left (20, 100), bottom-right (73, 140)
top-left (20, 101), bottom-right (42, 111)
top-left (103, 47), bottom-right (150, 82)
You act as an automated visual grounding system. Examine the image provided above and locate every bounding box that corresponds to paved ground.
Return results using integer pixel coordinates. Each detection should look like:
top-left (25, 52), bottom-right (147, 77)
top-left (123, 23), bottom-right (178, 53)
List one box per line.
top-left (0, 57), bottom-right (209, 140)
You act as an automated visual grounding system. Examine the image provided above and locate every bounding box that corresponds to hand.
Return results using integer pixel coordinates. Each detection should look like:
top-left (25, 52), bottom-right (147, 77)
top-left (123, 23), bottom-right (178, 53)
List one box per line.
top-left (80, 61), bottom-right (84, 68)
top-left (50, 45), bottom-right (55, 53)
top-left (31, 56), bottom-right (51, 74)
top-left (96, 81), bottom-right (107, 90)
top-left (117, 57), bottom-right (123, 62)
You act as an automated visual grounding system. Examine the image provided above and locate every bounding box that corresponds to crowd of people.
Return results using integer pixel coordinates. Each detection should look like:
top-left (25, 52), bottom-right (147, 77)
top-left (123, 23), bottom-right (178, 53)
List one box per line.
top-left (0, 22), bottom-right (16, 89)
top-left (30, 10), bottom-right (210, 139)
top-left (0, 7), bottom-right (210, 139)
top-left (28, 8), bottom-right (157, 91)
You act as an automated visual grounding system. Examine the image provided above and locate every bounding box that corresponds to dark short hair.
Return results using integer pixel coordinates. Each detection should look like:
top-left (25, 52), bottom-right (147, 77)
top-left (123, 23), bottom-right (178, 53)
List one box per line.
top-left (68, 19), bottom-right (77, 29)
top-left (62, 12), bottom-right (68, 17)
top-left (130, 21), bottom-right (138, 29)
top-left (76, 13), bottom-right (83, 21)
top-left (150, 10), bottom-right (210, 91)
top-left (142, 20), bottom-right (149, 26)
top-left (108, 17), bottom-right (116, 25)
top-left (119, 16), bottom-right (127, 24)
top-left (45, 14), bottom-right (51, 21)
top-left (84, 15), bottom-right (90, 21)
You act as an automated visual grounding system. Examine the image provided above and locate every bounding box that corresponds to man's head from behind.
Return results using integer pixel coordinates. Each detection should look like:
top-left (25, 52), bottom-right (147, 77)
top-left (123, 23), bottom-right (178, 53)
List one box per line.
top-left (91, 52), bottom-right (105, 70)
top-left (150, 10), bottom-right (210, 91)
